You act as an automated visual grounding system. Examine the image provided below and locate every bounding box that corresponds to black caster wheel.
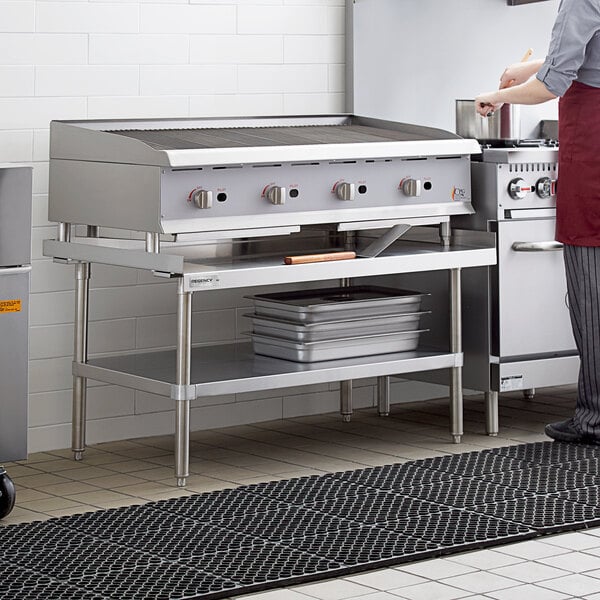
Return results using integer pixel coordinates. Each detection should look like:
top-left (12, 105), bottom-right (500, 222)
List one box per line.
top-left (0, 467), bottom-right (16, 519)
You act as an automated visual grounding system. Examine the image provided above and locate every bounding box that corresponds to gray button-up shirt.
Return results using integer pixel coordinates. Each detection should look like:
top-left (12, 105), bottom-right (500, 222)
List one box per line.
top-left (537, 0), bottom-right (600, 96)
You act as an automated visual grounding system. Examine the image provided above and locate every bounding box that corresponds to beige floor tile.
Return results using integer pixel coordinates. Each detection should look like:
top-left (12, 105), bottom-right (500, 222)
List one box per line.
top-left (19, 496), bottom-right (87, 513)
top-left (77, 453), bottom-right (133, 467)
top-left (99, 459), bottom-right (161, 473)
top-left (83, 473), bottom-right (150, 488)
top-left (12, 488), bottom-right (54, 503)
top-left (31, 458), bottom-right (91, 473)
top-left (181, 475), bottom-right (242, 493)
top-left (0, 507), bottom-right (51, 525)
top-left (15, 451), bottom-right (64, 464)
top-left (114, 446), bottom-right (171, 460)
top-left (110, 481), bottom-right (174, 498)
top-left (57, 466), bottom-right (122, 481)
top-left (46, 504), bottom-right (101, 518)
top-left (42, 481), bottom-right (102, 496)
top-left (2, 464), bottom-right (45, 479)
top-left (92, 498), bottom-right (148, 510)
top-left (67, 490), bottom-right (141, 508)
top-left (126, 466), bottom-right (178, 481)
top-left (15, 472), bottom-right (73, 489)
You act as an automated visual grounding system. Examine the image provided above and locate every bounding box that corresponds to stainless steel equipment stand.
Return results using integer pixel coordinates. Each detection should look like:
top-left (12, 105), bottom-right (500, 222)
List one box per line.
top-left (50, 226), bottom-right (495, 484)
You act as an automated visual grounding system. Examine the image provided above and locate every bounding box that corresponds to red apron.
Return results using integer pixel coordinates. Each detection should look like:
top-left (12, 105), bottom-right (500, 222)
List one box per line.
top-left (556, 81), bottom-right (600, 246)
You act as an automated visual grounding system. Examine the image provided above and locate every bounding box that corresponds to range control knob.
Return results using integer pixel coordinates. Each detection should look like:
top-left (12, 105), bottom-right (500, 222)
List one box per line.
top-left (536, 177), bottom-right (554, 198)
top-left (400, 178), bottom-right (422, 197)
top-left (190, 188), bottom-right (213, 209)
top-left (333, 181), bottom-right (355, 201)
top-left (264, 185), bottom-right (286, 205)
top-left (507, 178), bottom-right (532, 200)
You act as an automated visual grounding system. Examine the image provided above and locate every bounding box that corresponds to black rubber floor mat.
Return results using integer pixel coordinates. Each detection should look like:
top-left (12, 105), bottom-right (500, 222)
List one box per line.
top-left (2, 440), bottom-right (600, 600)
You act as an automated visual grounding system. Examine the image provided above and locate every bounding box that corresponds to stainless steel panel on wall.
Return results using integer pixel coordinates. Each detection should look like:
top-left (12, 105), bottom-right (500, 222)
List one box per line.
top-left (347, 0), bottom-right (559, 135)
top-left (496, 218), bottom-right (575, 357)
top-left (0, 166), bottom-right (32, 267)
top-left (0, 267), bottom-right (29, 461)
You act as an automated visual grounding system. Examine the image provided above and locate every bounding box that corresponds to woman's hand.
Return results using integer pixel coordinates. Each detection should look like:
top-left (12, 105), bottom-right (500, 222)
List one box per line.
top-left (474, 92), bottom-right (503, 117)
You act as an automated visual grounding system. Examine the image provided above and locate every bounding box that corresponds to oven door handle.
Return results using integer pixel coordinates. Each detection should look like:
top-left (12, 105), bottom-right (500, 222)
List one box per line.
top-left (511, 241), bottom-right (564, 252)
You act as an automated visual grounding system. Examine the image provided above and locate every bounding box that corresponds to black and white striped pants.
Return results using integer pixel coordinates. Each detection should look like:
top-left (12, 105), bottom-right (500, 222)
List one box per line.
top-left (564, 244), bottom-right (600, 436)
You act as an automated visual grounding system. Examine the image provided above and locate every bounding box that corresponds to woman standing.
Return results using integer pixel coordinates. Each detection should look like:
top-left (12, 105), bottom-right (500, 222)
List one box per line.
top-left (475, 0), bottom-right (600, 444)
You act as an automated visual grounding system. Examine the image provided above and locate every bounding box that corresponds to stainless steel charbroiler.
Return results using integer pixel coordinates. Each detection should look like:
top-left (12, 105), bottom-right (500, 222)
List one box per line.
top-left (48, 114), bottom-right (479, 241)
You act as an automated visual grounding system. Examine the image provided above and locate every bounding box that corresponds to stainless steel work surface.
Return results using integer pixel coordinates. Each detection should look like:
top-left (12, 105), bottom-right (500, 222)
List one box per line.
top-left (78, 343), bottom-right (462, 398)
top-left (182, 238), bottom-right (497, 291)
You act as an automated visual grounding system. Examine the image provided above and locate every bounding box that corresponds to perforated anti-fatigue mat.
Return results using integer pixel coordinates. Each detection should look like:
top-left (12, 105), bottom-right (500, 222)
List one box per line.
top-left (3, 441), bottom-right (600, 600)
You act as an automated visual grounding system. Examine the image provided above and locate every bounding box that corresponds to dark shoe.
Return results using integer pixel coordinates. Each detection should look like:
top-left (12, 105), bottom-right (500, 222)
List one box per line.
top-left (545, 418), bottom-right (585, 443)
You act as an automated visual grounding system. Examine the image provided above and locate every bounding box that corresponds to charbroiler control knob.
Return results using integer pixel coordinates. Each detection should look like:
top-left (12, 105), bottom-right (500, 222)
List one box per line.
top-left (536, 176), bottom-right (553, 199)
top-left (400, 178), bottom-right (422, 197)
top-left (334, 181), bottom-right (355, 201)
top-left (191, 188), bottom-right (213, 209)
top-left (264, 185), bottom-right (286, 205)
top-left (508, 177), bottom-right (531, 200)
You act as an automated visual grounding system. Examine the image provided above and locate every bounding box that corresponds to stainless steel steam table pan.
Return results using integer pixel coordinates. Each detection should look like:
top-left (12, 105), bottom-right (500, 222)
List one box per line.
top-left (247, 311), bottom-right (429, 343)
top-left (251, 329), bottom-right (426, 363)
top-left (247, 286), bottom-right (428, 324)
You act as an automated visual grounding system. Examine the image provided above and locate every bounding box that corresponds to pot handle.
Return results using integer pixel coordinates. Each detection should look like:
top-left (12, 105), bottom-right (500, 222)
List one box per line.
top-left (511, 241), bottom-right (563, 252)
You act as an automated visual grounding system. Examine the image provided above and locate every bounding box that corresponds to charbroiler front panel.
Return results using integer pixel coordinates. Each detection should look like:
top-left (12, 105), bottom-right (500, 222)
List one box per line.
top-left (48, 115), bottom-right (479, 235)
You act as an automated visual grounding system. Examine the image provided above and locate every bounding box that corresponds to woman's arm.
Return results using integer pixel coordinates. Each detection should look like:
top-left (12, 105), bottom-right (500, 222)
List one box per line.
top-left (475, 77), bottom-right (557, 117)
top-left (499, 58), bottom-right (544, 88)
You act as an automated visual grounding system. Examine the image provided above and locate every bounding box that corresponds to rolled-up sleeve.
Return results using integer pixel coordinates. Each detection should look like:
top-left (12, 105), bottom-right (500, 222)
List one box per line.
top-left (537, 0), bottom-right (600, 96)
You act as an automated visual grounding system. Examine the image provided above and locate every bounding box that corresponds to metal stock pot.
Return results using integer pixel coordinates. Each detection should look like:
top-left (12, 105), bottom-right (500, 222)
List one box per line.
top-left (456, 99), bottom-right (521, 140)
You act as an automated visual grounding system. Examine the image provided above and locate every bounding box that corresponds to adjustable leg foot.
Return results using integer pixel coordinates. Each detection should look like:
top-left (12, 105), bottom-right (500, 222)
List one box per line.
top-left (340, 380), bottom-right (353, 423)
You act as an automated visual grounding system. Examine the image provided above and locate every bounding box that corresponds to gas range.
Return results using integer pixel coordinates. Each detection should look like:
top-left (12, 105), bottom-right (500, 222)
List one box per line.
top-left (465, 138), bottom-right (559, 223)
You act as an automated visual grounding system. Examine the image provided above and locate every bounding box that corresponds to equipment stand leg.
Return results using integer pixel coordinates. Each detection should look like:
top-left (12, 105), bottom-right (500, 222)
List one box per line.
top-left (449, 267), bottom-right (463, 443)
top-left (175, 279), bottom-right (192, 487)
top-left (341, 380), bottom-right (353, 422)
top-left (72, 262), bottom-right (90, 461)
top-left (485, 391), bottom-right (499, 435)
top-left (377, 376), bottom-right (391, 417)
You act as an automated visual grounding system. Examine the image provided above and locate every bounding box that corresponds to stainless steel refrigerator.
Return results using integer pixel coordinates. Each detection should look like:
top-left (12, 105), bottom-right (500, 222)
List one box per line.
top-left (0, 165), bottom-right (31, 462)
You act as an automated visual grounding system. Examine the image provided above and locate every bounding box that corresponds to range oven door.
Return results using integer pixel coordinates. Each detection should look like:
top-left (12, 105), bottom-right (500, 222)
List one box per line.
top-left (494, 218), bottom-right (577, 358)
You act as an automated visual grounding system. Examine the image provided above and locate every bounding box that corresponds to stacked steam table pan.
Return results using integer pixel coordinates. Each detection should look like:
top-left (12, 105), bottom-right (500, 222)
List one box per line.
top-left (247, 286), bottom-right (429, 363)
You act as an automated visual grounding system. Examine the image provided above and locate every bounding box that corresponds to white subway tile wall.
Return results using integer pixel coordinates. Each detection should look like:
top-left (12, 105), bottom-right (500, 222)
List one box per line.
top-left (1, 0), bottom-right (430, 455)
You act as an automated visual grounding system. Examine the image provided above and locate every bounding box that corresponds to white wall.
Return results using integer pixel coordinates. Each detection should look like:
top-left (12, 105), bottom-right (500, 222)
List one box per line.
top-left (2, 0), bottom-right (473, 454)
